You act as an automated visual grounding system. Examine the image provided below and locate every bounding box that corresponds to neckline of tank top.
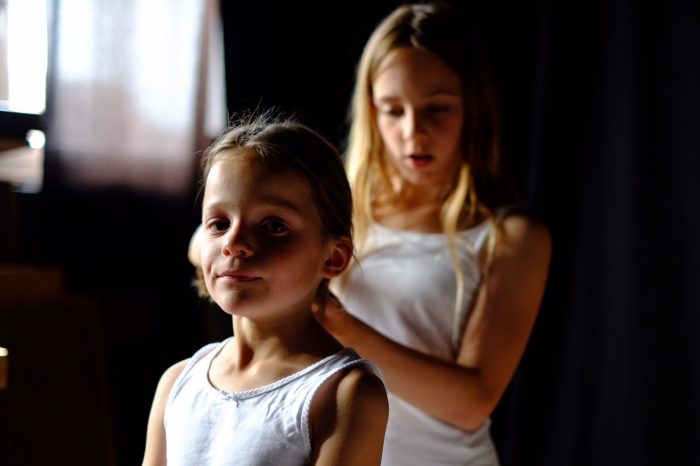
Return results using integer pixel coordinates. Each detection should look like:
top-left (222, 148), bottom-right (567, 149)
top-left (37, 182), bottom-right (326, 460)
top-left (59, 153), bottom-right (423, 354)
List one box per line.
top-left (370, 204), bottom-right (522, 239)
top-left (206, 341), bottom-right (359, 402)
top-left (370, 219), bottom-right (491, 240)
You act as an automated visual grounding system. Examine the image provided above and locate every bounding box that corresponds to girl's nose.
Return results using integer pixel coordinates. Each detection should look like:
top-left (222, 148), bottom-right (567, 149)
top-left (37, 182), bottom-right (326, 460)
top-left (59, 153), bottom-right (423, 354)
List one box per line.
top-left (402, 109), bottom-right (427, 140)
top-left (222, 223), bottom-right (254, 257)
top-left (402, 112), bottom-right (428, 151)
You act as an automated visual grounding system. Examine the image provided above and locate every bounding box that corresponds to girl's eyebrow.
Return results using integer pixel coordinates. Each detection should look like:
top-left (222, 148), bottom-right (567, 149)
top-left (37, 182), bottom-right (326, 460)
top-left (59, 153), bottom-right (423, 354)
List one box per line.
top-left (426, 88), bottom-right (461, 97)
top-left (374, 89), bottom-right (461, 102)
top-left (255, 195), bottom-right (304, 215)
top-left (204, 196), bottom-right (303, 215)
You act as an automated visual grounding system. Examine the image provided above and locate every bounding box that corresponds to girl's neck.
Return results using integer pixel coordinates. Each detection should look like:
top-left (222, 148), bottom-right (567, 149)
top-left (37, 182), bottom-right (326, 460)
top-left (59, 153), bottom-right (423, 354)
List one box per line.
top-left (393, 175), bottom-right (451, 205)
top-left (373, 179), bottom-right (450, 233)
top-left (374, 200), bottom-right (443, 232)
top-left (228, 313), bottom-right (341, 368)
top-left (208, 313), bottom-right (342, 393)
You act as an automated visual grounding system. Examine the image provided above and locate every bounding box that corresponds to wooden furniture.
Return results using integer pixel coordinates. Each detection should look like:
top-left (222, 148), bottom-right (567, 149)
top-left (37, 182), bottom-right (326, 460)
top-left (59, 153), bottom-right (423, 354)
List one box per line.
top-left (0, 265), bottom-right (117, 466)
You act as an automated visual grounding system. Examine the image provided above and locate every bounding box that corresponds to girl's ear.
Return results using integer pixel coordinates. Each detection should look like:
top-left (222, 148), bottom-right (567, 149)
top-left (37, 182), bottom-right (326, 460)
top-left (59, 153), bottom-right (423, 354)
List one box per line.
top-left (321, 237), bottom-right (353, 278)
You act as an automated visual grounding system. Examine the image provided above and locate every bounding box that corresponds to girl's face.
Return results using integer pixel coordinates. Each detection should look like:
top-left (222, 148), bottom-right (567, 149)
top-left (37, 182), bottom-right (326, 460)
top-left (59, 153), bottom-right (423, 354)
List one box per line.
top-left (200, 153), bottom-right (338, 323)
top-left (372, 47), bottom-right (465, 189)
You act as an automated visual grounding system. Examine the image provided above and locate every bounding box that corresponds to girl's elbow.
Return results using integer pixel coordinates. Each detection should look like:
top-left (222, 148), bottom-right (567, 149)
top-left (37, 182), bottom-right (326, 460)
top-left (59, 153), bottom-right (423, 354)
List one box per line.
top-left (450, 393), bottom-right (500, 431)
top-left (454, 409), bottom-right (492, 432)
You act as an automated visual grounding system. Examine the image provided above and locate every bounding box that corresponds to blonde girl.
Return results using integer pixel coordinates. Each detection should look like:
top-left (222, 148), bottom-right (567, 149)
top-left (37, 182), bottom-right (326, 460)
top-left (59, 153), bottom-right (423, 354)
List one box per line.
top-left (313, 2), bottom-right (552, 465)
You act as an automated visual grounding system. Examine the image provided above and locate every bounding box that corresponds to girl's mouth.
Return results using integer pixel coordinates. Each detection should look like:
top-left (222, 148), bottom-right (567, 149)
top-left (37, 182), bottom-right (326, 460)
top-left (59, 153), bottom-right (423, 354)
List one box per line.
top-left (218, 270), bottom-right (261, 283)
top-left (406, 154), bottom-right (434, 167)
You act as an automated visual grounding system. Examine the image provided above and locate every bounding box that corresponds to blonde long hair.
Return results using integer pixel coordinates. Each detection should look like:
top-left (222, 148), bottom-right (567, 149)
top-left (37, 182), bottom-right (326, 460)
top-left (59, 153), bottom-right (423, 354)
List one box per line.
top-left (344, 2), bottom-right (512, 346)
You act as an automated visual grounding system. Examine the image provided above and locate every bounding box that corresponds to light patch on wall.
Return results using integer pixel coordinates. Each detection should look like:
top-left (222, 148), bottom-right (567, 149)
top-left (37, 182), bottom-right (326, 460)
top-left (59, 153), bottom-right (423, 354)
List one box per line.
top-left (0, 0), bottom-right (47, 115)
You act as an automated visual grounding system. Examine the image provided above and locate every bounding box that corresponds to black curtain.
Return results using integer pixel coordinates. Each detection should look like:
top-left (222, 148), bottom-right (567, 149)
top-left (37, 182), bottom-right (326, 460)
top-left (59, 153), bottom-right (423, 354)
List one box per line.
top-left (494, 0), bottom-right (700, 465)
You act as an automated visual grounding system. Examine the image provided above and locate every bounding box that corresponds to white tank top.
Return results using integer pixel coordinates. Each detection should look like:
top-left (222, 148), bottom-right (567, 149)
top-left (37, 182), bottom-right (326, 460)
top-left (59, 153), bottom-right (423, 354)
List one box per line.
top-left (164, 339), bottom-right (383, 466)
top-left (337, 219), bottom-right (501, 466)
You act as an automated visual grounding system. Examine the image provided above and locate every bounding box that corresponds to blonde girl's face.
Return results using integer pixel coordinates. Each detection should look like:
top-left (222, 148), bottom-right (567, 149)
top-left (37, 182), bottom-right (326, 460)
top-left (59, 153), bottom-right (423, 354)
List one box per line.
top-left (372, 47), bottom-right (465, 188)
top-left (200, 153), bottom-right (335, 323)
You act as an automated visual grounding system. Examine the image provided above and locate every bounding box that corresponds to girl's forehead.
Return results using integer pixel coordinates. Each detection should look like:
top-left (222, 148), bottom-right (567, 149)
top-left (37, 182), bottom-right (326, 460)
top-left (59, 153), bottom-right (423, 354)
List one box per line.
top-left (209, 149), bottom-right (273, 177)
top-left (210, 152), bottom-right (298, 180)
top-left (211, 147), bottom-right (258, 166)
top-left (204, 157), bottom-right (314, 208)
top-left (372, 48), bottom-right (461, 98)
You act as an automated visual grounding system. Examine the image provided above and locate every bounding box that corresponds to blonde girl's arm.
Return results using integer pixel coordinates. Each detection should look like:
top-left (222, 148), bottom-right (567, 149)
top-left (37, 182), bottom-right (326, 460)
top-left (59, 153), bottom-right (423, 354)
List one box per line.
top-left (316, 214), bottom-right (551, 431)
top-left (142, 359), bottom-right (189, 466)
top-left (311, 368), bottom-right (388, 466)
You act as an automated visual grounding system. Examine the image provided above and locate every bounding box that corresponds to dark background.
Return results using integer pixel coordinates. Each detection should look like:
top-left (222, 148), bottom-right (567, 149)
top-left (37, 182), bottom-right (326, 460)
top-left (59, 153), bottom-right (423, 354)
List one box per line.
top-left (1, 0), bottom-right (699, 465)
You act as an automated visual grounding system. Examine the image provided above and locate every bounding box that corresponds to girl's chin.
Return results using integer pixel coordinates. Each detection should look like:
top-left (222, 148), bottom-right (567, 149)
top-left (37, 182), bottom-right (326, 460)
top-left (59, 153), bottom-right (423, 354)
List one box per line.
top-left (399, 172), bottom-right (453, 190)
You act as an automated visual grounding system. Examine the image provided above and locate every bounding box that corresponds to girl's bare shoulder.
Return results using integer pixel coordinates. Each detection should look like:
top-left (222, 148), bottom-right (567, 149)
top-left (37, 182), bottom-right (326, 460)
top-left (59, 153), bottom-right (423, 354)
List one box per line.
top-left (500, 212), bottom-right (551, 251)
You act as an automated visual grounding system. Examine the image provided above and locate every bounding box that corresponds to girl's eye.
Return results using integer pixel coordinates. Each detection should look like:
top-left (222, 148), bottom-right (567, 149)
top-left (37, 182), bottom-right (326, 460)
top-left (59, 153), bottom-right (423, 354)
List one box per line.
top-left (426, 105), bottom-right (449, 115)
top-left (379, 105), bottom-right (403, 117)
top-left (208, 220), bottom-right (230, 233)
top-left (261, 219), bottom-right (289, 235)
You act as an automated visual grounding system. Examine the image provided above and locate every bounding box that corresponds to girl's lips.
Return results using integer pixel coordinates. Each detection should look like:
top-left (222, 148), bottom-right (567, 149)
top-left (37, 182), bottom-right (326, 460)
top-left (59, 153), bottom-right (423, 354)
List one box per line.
top-left (406, 154), bottom-right (434, 168)
top-left (218, 271), bottom-right (261, 282)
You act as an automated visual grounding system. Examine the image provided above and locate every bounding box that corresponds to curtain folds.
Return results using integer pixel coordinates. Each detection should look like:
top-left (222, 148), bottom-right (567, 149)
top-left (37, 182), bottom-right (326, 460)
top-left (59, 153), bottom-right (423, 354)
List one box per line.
top-left (46, 0), bottom-right (225, 195)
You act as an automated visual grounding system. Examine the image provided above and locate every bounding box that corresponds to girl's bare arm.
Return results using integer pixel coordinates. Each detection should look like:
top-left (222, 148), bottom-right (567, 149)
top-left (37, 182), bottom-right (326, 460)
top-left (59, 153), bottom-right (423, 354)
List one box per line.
top-left (316, 214), bottom-right (551, 431)
top-left (142, 360), bottom-right (188, 466)
top-left (312, 368), bottom-right (388, 465)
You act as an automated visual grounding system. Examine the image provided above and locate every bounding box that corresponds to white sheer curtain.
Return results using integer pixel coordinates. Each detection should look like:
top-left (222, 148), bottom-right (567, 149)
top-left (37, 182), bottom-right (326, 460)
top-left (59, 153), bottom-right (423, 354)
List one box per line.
top-left (47, 0), bottom-right (225, 194)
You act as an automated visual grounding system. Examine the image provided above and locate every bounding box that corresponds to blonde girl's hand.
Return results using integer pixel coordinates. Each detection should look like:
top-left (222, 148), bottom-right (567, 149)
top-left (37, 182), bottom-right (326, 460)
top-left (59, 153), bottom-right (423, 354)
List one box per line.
top-left (312, 283), bottom-right (354, 342)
